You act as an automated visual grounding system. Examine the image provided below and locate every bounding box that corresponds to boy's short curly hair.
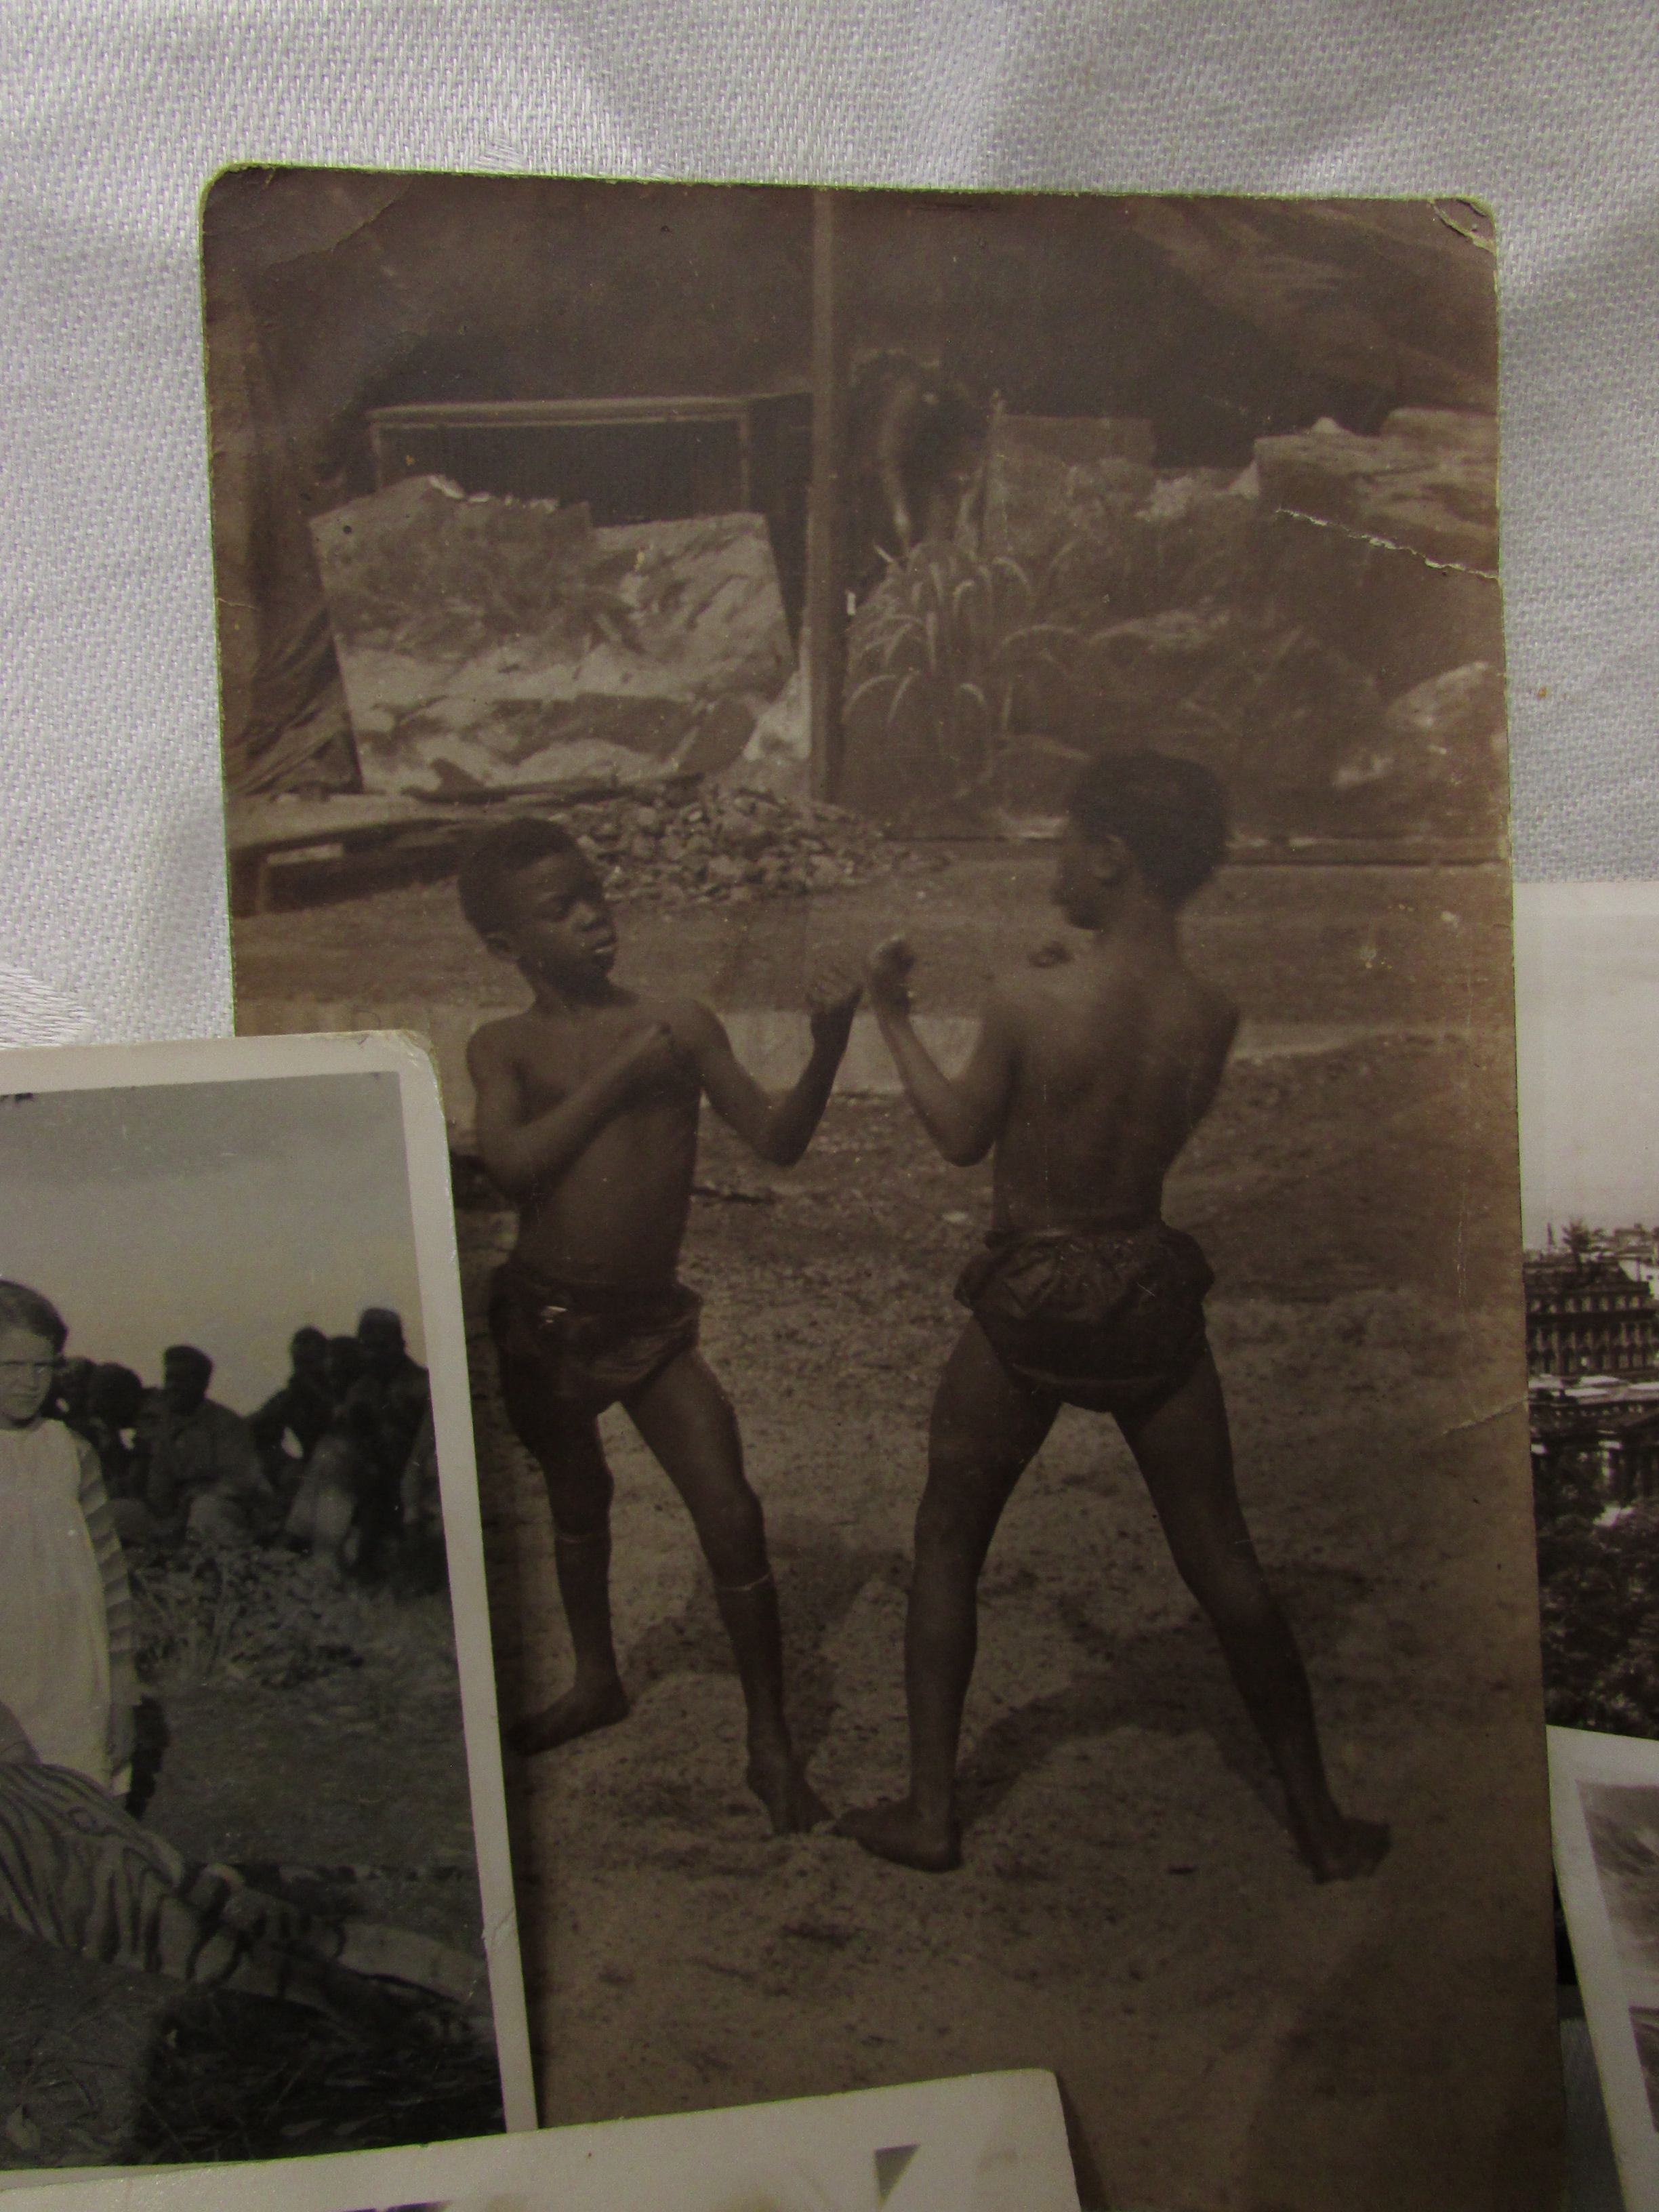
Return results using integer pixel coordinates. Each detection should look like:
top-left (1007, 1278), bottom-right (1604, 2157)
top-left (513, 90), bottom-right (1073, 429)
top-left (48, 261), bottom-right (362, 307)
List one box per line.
top-left (0, 1279), bottom-right (67, 1353)
top-left (456, 817), bottom-right (589, 939)
top-left (1067, 750), bottom-right (1228, 905)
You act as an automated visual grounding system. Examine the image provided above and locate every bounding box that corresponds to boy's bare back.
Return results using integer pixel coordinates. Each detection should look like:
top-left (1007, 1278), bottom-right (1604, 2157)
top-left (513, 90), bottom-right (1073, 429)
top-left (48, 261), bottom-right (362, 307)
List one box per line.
top-left (871, 927), bottom-right (1237, 1235)
top-left (988, 939), bottom-right (1237, 1233)
top-left (845, 760), bottom-right (1389, 1885)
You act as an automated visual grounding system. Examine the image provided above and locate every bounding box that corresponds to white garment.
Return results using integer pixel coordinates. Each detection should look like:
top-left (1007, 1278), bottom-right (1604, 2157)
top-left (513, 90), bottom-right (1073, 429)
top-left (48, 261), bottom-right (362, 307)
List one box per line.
top-left (0, 1421), bottom-right (111, 1786)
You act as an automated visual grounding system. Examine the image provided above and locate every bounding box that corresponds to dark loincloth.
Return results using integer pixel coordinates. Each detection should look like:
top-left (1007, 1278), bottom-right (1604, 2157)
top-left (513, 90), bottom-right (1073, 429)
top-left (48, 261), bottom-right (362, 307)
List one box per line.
top-left (489, 1255), bottom-right (701, 1418)
top-left (955, 1221), bottom-right (1213, 1421)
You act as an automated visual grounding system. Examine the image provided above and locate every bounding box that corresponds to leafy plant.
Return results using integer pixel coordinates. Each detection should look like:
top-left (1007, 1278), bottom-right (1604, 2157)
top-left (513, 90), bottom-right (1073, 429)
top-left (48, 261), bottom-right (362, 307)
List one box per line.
top-left (845, 525), bottom-right (1389, 840)
top-left (843, 538), bottom-right (1094, 808)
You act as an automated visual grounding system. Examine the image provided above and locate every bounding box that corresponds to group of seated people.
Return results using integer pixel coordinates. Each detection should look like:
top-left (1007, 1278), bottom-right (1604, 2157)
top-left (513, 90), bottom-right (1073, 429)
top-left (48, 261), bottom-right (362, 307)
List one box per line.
top-left (0, 1286), bottom-right (481, 2043)
top-left (54, 1308), bottom-right (441, 1584)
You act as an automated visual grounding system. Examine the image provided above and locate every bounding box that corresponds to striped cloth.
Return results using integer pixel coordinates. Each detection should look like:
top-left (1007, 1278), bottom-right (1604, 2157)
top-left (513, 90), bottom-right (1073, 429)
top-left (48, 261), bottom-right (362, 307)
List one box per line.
top-left (0, 1717), bottom-right (365, 1994)
top-left (0, 1738), bottom-right (206, 1977)
top-left (71, 1433), bottom-right (132, 1673)
top-left (0, 1717), bottom-right (484, 2011)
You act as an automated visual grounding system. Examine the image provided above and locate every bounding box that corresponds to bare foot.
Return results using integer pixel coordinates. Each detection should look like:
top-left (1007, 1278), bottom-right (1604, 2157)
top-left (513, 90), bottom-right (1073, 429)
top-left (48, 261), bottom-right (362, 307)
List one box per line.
top-left (746, 1750), bottom-right (832, 1836)
top-left (508, 1679), bottom-right (629, 1756)
top-left (1296, 1814), bottom-right (1392, 1883)
top-left (837, 1797), bottom-right (962, 1873)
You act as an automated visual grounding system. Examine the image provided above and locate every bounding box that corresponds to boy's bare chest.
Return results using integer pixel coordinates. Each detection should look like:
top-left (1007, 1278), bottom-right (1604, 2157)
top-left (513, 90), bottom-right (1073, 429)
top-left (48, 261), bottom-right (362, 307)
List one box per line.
top-left (512, 1010), bottom-right (693, 1115)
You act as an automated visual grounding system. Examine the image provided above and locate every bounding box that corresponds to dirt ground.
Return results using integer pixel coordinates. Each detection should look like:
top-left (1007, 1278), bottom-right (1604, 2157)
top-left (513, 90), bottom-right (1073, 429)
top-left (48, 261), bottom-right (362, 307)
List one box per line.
top-left (232, 847), bottom-right (1517, 1034)
top-left (0, 1569), bottom-right (499, 2170)
top-left (234, 855), bottom-right (1564, 2212)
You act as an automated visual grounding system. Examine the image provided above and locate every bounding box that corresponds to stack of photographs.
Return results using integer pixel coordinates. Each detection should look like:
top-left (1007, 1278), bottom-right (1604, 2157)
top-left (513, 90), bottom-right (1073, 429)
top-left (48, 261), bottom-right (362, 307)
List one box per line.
top-left (0, 172), bottom-right (1571, 2211)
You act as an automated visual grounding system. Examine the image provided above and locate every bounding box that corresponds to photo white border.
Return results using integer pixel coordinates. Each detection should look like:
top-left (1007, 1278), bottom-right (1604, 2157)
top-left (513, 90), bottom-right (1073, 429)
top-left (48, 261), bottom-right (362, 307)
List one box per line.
top-left (0, 2066), bottom-right (1078, 2211)
top-left (1511, 876), bottom-right (1659, 1250)
top-left (1549, 1725), bottom-right (1659, 2211)
top-left (0, 1027), bottom-right (536, 2139)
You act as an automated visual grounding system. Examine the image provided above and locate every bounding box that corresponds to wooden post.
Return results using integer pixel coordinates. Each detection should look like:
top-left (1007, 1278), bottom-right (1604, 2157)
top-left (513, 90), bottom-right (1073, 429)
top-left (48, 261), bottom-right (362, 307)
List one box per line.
top-left (806, 189), bottom-right (851, 801)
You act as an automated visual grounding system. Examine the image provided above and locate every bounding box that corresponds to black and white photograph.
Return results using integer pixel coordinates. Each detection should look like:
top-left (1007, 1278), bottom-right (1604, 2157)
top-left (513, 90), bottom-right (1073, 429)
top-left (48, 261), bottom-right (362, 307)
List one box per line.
top-left (0, 2064), bottom-right (1078, 2212)
top-left (0, 1032), bottom-right (533, 2172)
top-left (209, 174), bottom-right (1558, 2211)
top-left (1551, 1725), bottom-right (1659, 2210)
top-left (1516, 884), bottom-right (1659, 1745)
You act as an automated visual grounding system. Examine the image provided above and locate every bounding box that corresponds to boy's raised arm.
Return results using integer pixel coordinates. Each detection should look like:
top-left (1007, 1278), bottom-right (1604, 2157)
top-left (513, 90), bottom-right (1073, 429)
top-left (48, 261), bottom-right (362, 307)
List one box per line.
top-left (867, 937), bottom-right (1015, 1166)
top-left (468, 1021), bottom-right (676, 1197)
top-left (684, 975), bottom-right (861, 1168)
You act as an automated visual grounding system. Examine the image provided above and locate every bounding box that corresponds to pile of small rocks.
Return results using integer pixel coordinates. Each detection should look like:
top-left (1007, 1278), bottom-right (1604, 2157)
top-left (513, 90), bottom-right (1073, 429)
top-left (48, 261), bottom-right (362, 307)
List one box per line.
top-left (559, 783), bottom-right (949, 906)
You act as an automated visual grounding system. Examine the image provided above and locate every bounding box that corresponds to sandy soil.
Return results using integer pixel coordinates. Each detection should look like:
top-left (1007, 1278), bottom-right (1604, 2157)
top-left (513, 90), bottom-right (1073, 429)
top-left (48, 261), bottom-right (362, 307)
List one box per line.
top-left (468, 1065), bottom-right (1555, 2212)
top-left (232, 848), bottom-right (1517, 1033)
top-left (235, 857), bottom-right (1563, 2211)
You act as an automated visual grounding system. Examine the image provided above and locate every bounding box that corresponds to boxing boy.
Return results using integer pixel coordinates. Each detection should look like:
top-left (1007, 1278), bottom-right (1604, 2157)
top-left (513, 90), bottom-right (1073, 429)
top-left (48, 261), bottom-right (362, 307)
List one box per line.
top-left (459, 817), bottom-right (859, 1833)
top-left (840, 751), bottom-right (1389, 1881)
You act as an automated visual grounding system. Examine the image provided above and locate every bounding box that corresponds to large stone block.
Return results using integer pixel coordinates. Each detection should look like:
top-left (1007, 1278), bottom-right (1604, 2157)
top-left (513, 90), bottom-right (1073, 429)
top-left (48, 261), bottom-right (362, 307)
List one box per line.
top-left (1330, 659), bottom-right (1509, 834)
top-left (841, 405), bottom-right (1502, 846)
top-left (724, 657), bottom-right (812, 804)
top-left (1254, 409), bottom-right (1498, 572)
top-left (1255, 507), bottom-right (1504, 701)
top-left (982, 413), bottom-right (1158, 565)
top-left (311, 476), bottom-right (795, 798)
top-left (840, 519), bottom-right (1387, 837)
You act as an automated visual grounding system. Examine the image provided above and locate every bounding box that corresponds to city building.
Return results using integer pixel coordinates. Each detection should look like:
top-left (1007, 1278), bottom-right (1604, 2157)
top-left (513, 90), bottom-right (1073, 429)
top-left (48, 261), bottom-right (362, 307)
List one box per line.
top-left (1530, 1374), bottom-right (1659, 1509)
top-left (1592, 1224), bottom-right (1659, 1295)
top-left (1523, 1248), bottom-right (1659, 1377)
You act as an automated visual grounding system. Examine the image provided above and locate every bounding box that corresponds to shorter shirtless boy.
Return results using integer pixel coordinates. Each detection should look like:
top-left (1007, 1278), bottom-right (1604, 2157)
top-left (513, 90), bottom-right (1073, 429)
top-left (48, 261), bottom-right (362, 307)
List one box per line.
top-left (460, 817), bottom-right (859, 1833)
top-left (841, 752), bottom-right (1388, 1881)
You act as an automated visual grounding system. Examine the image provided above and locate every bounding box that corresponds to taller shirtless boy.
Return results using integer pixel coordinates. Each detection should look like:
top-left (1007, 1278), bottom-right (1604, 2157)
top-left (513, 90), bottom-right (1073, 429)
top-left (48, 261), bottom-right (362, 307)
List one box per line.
top-left (461, 818), bottom-right (859, 1834)
top-left (841, 752), bottom-right (1389, 1881)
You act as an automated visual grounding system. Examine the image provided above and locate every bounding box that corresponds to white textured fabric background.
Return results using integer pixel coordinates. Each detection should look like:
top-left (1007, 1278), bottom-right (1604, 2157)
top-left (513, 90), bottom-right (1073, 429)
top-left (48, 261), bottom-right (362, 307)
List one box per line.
top-left (1, 1), bottom-right (1655, 1046)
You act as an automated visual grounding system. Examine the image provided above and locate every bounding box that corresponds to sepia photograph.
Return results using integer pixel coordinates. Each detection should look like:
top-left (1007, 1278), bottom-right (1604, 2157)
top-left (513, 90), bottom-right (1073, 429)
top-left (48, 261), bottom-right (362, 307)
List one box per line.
top-left (0, 2064), bottom-right (1078, 2212)
top-left (208, 173), bottom-right (1557, 2209)
top-left (0, 1033), bottom-right (532, 2172)
top-left (1551, 1725), bottom-right (1659, 2211)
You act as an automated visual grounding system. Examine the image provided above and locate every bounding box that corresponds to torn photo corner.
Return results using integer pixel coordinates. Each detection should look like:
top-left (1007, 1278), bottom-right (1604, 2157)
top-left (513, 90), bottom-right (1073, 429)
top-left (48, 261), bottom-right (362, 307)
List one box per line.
top-left (205, 171), bottom-right (1558, 2210)
top-left (0, 1029), bottom-right (534, 2167)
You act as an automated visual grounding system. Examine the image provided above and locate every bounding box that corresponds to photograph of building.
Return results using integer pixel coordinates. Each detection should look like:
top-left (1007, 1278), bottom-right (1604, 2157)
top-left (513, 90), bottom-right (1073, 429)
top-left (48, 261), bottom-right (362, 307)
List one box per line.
top-left (1525, 1240), bottom-right (1659, 1379)
top-left (1515, 890), bottom-right (1659, 1746)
